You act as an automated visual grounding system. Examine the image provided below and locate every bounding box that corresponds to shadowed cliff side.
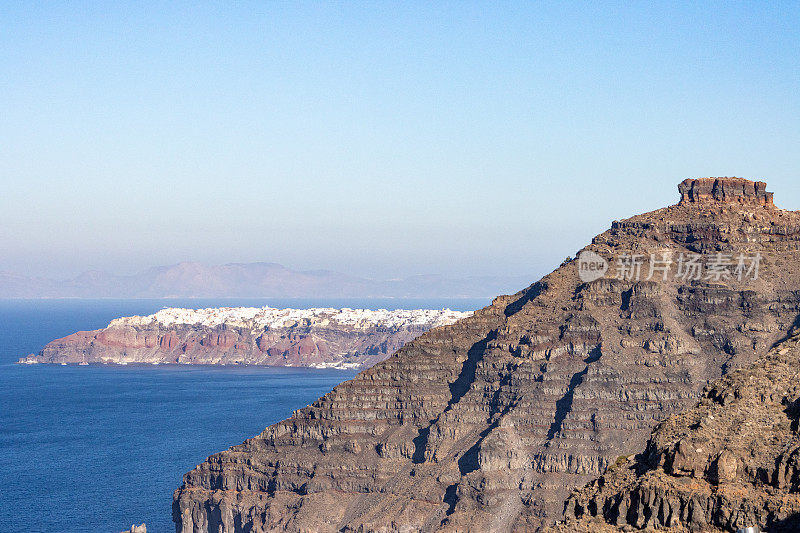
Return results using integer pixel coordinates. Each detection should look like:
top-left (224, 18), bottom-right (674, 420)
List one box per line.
top-left (173, 177), bottom-right (800, 532)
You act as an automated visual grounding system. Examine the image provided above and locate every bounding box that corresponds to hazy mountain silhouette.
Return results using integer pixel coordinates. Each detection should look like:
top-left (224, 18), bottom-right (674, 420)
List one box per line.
top-left (0, 262), bottom-right (530, 299)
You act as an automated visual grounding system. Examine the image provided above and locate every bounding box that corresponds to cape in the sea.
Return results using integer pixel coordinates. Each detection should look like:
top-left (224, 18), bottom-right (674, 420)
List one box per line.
top-left (173, 177), bottom-right (800, 532)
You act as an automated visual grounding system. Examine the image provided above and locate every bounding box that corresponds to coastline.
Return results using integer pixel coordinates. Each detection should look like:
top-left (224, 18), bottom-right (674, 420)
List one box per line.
top-left (19, 305), bottom-right (472, 369)
top-left (17, 359), bottom-right (364, 370)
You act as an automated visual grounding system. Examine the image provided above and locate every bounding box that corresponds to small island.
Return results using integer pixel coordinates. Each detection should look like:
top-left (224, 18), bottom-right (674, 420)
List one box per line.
top-left (18, 306), bottom-right (472, 369)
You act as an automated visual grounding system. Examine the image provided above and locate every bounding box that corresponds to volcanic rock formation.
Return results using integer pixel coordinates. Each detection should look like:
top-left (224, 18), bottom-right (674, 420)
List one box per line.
top-left (678, 177), bottom-right (774, 207)
top-left (18, 307), bottom-right (470, 369)
top-left (173, 177), bottom-right (800, 532)
top-left (553, 329), bottom-right (800, 532)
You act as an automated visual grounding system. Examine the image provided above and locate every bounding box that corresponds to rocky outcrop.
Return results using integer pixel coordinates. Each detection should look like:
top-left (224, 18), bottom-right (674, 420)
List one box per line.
top-left (120, 524), bottom-right (146, 533)
top-left (678, 177), bottom-right (774, 207)
top-left (173, 178), bottom-right (800, 532)
top-left (18, 307), bottom-right (470, 369)
top-left (554, 329), bottom-right (800, 532)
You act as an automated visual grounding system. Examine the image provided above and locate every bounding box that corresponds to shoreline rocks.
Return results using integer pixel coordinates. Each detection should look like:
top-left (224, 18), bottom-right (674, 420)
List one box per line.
top-left (120, 524), bottom-right (146, 533)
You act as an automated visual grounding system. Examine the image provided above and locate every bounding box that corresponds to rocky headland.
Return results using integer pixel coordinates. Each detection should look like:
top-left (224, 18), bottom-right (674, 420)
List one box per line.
top-left (18, 307), bottom-right (470, 369)
top-left (172, 177), bottom-right (800, 532)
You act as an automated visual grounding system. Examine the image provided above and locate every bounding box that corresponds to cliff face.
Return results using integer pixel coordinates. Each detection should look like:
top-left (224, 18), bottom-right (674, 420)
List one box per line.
top-left (173, 178), bottom-right (800, 532)
top-left (678, 177), bottom-right (774, 207)
top-left (19, 307), bottom-right (470, 369)
top-left (554, 330), bottom-right (800, 533)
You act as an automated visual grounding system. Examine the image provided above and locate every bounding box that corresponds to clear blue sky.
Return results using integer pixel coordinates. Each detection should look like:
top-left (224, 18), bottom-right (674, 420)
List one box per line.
top-left (1, 2), bottom-right (798, 280)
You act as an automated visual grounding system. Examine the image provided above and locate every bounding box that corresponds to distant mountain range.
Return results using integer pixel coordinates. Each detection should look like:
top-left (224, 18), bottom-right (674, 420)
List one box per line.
top-left (0, 262), bottom-right (531, 299)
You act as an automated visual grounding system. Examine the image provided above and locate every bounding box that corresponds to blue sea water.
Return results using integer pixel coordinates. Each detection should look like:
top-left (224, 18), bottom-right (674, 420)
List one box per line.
top-left (0, 298), bottom-right (486, 533)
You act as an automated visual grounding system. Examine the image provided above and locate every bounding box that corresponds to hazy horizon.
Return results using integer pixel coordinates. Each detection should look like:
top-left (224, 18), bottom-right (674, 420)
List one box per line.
top-left (2, 3), bottom-right (798, 279)
top-left (1, 258), bottom-right (536, 282)
top-left (0, 259), bottom-right (534, 299)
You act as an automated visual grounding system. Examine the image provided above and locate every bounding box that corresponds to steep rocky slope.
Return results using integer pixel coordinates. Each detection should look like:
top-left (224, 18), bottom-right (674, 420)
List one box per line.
top-left (18, 307), bottom-right (469, 369)
top-left (173, 178), bottom-right (800, 532)
top-left (553, 329), bottom-right (800, 532)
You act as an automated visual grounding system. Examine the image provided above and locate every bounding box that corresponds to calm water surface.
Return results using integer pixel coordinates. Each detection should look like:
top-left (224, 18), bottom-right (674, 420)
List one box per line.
top-left (0, 298), bottom-right (486, 532)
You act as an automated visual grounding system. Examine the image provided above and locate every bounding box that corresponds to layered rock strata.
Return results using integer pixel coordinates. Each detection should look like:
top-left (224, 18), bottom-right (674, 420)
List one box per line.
top-left (678, 177), bottom-right (774, 207)
top-left (18, 307), bottom-right (470, 369)
top-left (173, 177), bottom-right (800, 532)
top-left (554, 330), bottom-right (800, 532)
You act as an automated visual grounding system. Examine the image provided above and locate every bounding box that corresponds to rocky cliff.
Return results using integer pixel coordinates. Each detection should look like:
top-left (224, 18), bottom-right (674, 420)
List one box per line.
top-left (553, 329), bottom-right (800, 532)
top-left (678, 177), bottom-right (775, 207)
top-left (18, 307), bottom-right (470, 369)
top-left (173, 177), bottom-right (800, 532)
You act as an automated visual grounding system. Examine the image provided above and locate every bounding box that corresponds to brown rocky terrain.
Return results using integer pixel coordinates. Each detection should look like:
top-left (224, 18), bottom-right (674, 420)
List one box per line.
top-left (18, 307), bottom-right (469, 369)
top-left (173, 177), bottom-right (800, 532)
top-left (552, 329), bottom-right (800, 532)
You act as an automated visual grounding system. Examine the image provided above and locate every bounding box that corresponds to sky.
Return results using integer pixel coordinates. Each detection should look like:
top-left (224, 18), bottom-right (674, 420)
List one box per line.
top-left (1, 2), bottom-right (798, 280)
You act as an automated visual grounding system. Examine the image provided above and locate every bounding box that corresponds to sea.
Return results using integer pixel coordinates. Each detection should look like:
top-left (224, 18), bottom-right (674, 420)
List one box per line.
top-left (0, 298), bottom-right (487, 533)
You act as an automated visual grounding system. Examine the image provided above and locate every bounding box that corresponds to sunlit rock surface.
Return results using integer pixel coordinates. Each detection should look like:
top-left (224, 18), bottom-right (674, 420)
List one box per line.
top-left (173, 178), bottom-right (800, 532)
top-left (19, 307), bottom-right (470, 369)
